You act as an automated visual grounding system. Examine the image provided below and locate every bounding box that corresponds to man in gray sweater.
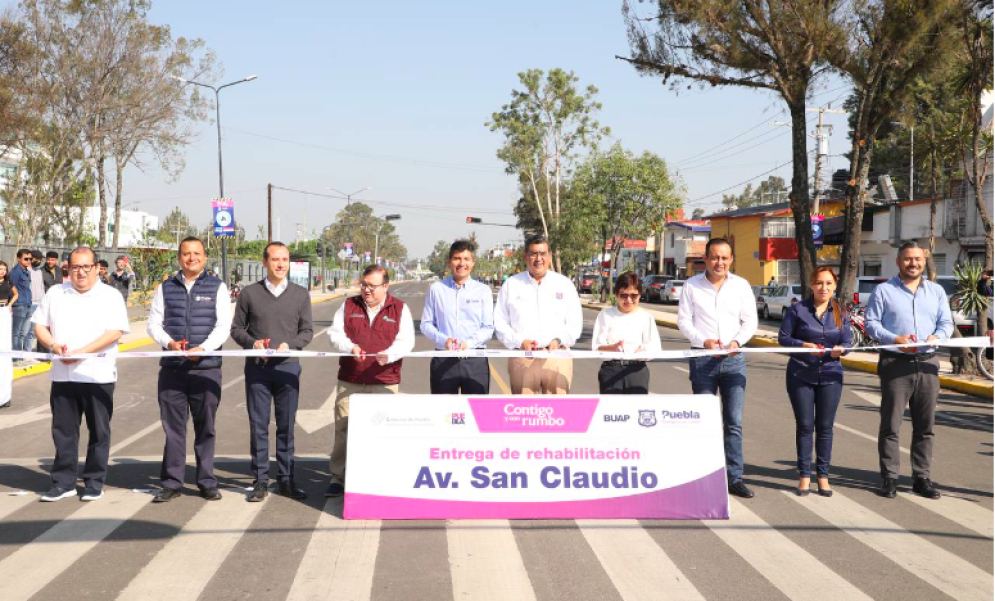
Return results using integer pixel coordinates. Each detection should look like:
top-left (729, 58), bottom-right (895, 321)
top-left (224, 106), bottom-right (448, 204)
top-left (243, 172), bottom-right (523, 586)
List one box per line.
top-left (231, 242), bottom-right (313, 502)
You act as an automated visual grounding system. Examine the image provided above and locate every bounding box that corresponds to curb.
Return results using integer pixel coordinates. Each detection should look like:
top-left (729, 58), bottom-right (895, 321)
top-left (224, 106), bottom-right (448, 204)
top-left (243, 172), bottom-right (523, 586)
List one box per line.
top-left (12, 291), bottom-right (351, 382)
top-left (582, 302), bottom-right (994, 399)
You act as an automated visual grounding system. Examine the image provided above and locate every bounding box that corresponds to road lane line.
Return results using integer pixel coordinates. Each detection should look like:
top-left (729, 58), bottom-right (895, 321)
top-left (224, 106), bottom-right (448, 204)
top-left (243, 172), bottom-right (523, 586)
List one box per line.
top-left (672, 365), bottom-right (689, 373)
top-left (900, 493), bottom-right (993, 539)
top-left (109, 421), bottom-right (162, 455)
top-left (0, 492), bottom-right (36, 521)
top-left (448, 519), bottom-right (537, 601)
top-left (578, 519), bottom-right (704, 600)
top-left (287, 498), bottom-right (380, 601)
top-left (0, 403), bottom-right (51, 431)
top-left (785, 490), bottom-right (992, 601)
top-left (488, 364), bottom-right (510, 394)
top-left (116, 492), bottom-right (262, 600)
top-left (0, 489), bottom-right (148, 601)
top-left (222, 374), bottom-right (246, 391)
top-left (706, 498), bottom-right (872, 600)
top-left (836, 423), bottom-right (910, 454)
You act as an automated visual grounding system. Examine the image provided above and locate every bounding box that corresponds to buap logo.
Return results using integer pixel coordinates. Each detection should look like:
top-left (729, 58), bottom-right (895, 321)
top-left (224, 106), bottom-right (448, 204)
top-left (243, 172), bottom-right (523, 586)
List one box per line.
top-left (638, 410), bottom-right (657, 427)
top-left (604, 414), bottom-right (630, 423)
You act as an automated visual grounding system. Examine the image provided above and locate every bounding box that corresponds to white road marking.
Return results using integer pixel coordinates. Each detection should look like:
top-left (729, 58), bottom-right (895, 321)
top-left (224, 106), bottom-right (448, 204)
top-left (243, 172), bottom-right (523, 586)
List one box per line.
top-left (901, 493), bottom-right (994, 539)
top-left (672, 365), bottom-right (689, 373)
top-left (0, 490), bottom-right (148, 601)
top-left (109, 421), bottom-right (162, 455)
top-left (287, 499), bottom-right (381, 601)
top-left (836, 423), bottom-right (910, 455)
top-left (707, 498), bottom-right (872, 600)
top-left (448, 519), bottom-right (537, 601)
top-left (0, 491), bottom-right (36, 521)
top-left (116, 492), bottom-right (263, 600)
top-left (578, 519), bottom-right (704, 601)
top-left (296, 389), bottom-right (338, 434)
top-left (786, 490), bottom-right (993, 601)
top-left (0, 403), bottom-right (50, 431)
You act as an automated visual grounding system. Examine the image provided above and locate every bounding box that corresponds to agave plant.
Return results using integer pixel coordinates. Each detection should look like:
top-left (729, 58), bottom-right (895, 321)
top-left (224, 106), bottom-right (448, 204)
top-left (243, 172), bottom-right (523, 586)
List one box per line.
top-left (953, 261), bottom-right (990, 322)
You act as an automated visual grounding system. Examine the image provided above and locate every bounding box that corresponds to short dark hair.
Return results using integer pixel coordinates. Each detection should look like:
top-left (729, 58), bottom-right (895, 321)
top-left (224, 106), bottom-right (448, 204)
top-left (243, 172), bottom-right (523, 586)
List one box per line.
top-left (46, 251), bottom-right (59, 259)
top-left (449, 239), bottom-right (477, 259)
top-left (97, 259), bottom-right (109, 268)
top-left (362, 264), bottom-right (389, 284)
top-left (897, 240), bottom-right (924, 254)
top-left (705, 237), bottom-right (732, 258)
top-left (263, 241), bottom-right (288, 260)
top-left (16, 248), bottom-right (31, 259)
top-left (179, 236), bottom-right (204, 252)
top-left (614, 272), bottom-right (643, 295)
top-left (31, 250), bottom-right (42, 260)
top-left (524, 234), bottom-right (548, 252)
top-left (69, 246), bottom-right (97, 265)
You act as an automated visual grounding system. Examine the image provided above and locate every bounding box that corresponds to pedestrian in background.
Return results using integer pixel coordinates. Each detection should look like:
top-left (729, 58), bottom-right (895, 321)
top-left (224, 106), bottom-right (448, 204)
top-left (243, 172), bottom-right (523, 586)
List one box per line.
top-left (110, 256), bottom-right (134, 304)
top-left (10, 249), bottom-right (34, 358)
top-left (0, 261), bottom-right (16, 409)
top-left (592, 272), bottom-right (661, 394)
top-left (32, 247), bottom-right (129, 502)
top-left (326, 264), bottom-right (414, 497)
top-left (778, 267), bottom-right (850, 497)
top-left (147, 237), bottom-right (231, 503)
top-left (866, 241), bottom-right (953, 500)
top-left (42, 251), bottom-right (59, 292)
top-left (677, 238), bottom-right (759, 499)
top-left (421, 239), bottom-right (494, 394)
top-left (231, 242), bottom-right (313, 502)
top-left (26, 251), bottom-right (45, 355)
top-left (494, 234), bottom-right (582, 394)
top-left (97, 260), bottom-right (110, 285)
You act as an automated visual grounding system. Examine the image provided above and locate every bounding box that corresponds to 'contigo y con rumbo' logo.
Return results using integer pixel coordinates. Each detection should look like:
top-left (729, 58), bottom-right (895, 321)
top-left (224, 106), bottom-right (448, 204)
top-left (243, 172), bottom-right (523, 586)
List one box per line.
top-left (467, 398), bottom-right (599, 433)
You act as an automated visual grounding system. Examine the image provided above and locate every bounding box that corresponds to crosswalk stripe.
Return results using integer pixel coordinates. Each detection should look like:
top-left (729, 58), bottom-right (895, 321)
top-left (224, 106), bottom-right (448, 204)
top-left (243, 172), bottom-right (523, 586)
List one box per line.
top-left (109, 420), bottom-right (161, 454)
top-left (578, 519), bottom-right (704, 601)
top-left (0, 493), bottom-right (35, 521)
top-left (447, 519), bottom-right (537, 601)
top-left (707, 498), bottom-right (872, 600)
top-left (116, 491), bottom-right (262, 600)
top-left (0, 489), bottom-right (148, 601)
top-left (901, 493), bottom-right (994, 539)
top-left (836, 423), bottom-right (910, 454)
top-left (287, 499), bottom-right (381, 601)
top-left (785, 490), bottom-right (993, 601)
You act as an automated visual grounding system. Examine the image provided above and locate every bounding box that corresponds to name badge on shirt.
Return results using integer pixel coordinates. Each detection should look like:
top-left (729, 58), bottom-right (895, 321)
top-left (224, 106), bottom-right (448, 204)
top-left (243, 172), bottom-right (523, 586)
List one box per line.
top-left (556, 292), bottom-right (563, 300)
top-left (382, 316), bottom-right (396, 323)
top-left (194, 295), bottom-right (213, 302)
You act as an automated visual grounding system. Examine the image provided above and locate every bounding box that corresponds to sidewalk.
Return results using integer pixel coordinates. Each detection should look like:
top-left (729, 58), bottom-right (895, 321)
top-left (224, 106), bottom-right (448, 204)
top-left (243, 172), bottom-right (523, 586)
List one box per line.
top-left (580, 297), bottom-right (994, 399)
top-left (12, 287), bottom-right (357, 381)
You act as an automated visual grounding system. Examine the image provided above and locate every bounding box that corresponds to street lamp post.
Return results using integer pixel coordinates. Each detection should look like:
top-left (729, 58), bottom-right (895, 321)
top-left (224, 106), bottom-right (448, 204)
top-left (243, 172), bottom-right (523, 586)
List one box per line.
top-left (172, 74), bottom-right (257, 284)
top-left (374, 214), bottom-right (402, 268)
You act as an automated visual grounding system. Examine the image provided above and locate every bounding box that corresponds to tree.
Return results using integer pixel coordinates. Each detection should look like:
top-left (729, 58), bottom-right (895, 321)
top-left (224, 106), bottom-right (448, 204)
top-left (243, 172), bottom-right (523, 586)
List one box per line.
top-left (621, 0), bottom-right (845, 295)
top-left (832, 0), bottom-right (959, 301)
top-left (691, 207), bottom-right (705, 219)
top-left (426, 239), bottom-right (451, 278)
top-left (573, 143), bottom-right (684, 302)
top-left (321, 202), bottom-right (407, 268)
top-left (720, 176), bottom-right (788, 210)
top-left (156, 206), bottom-right (197, 246)
top-left (488, 68), bottom-right (609, 272)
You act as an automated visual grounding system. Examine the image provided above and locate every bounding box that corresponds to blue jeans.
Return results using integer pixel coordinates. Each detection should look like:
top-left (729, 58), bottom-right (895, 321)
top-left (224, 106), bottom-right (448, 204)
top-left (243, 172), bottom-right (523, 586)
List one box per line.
top-left (786, 379), bottom-right (842, 477)
top-left (11, 304), bottom-right (33, 354)
top-left (689, 354), bottom-right (746, 483)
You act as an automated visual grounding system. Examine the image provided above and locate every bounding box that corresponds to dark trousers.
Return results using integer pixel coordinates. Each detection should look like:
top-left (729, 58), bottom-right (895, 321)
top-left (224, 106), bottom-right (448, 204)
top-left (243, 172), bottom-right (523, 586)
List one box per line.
top-left (49, 382), bottom-right (114, 490)
top-left (158, 367), bottom-right (222, 490)
top-left (245, 361), bottom-right (301, 484)
top-left (878, 353), bottom-right (940, 479)
top-left (786, 378), bottom-right (842, 477)
top-left (429, 357), bottom-right (490, 394)
top-left (598, 361), bottom-right (650, 394)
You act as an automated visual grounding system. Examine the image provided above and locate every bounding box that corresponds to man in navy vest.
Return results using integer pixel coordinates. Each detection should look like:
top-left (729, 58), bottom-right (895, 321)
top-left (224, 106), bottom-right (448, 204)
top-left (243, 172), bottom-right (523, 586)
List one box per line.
top-left (325, 264), bottom-right (414, 497)
top-left (147, 237), bottom-right (232, 503)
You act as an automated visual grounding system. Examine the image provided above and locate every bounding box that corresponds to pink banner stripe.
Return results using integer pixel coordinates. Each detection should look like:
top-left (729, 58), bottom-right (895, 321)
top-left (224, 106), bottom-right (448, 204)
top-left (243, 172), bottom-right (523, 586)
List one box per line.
top-left (343, 468), bottom-right (729, 520)
top-left (467, 397), bottom-right (601, 433)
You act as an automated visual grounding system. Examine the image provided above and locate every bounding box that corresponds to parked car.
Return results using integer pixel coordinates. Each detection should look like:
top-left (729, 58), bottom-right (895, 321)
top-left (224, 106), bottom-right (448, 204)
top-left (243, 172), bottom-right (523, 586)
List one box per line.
top-left (854, 276), bottom-right (888, 307)
top-left (754, 285), bottom-right (778, 320)
top-left (641, 275), bottom-right (671, 302)
top-left (764, 284), bottom-right (805, 319)
top-left (578, 273), bottom-right (599, 293)
top-left (659, 279), bottom-right (685, 303)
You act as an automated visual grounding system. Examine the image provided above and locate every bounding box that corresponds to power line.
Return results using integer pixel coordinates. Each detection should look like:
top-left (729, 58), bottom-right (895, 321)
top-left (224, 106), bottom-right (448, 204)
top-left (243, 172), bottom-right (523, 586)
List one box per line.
top-left (270, 185), bottom-right (515, 216)
top-left (685, 150), bottom-right (815, 206)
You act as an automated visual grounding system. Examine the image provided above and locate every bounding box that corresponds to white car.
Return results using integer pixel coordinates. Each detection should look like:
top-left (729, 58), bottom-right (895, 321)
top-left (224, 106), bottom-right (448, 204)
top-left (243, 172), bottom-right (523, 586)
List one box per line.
top-left (659, 280), bottom-right (685, 303)
top-left (754, 285), bottom-right (778, 320)
top-left (764, 284), bottom-right (805, 320)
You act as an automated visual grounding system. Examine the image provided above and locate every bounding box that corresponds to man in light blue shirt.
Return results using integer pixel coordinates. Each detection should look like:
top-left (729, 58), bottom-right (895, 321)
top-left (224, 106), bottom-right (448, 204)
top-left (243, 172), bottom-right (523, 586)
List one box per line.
top-left (421, 240), bottom-right (494, 393)
top-left (865, 241), bottom-right (954, 501)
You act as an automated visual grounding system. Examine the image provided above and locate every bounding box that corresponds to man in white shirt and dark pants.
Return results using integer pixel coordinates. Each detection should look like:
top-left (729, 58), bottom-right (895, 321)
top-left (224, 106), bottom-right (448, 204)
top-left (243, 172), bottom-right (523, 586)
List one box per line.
top-left (677, 238), bottom-right (759, 499)
top-left (33, 247), bottom-right (130, 502)
top-left (147, 237), bottom-right (232, 503)
top-left (495, 235), bottom-right (583, 394)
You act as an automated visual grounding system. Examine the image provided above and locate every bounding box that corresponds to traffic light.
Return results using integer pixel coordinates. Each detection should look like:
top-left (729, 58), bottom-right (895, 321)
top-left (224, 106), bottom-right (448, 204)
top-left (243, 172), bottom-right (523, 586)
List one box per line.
top-left (316, 241), bottom-right (325, 256)
top-left (466, 217), bottom-right (482, 224)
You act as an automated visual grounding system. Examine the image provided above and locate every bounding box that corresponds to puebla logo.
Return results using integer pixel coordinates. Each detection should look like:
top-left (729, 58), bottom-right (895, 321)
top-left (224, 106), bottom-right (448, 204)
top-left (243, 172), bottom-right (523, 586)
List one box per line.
top-left (638, 410), bottom-right (657, 427)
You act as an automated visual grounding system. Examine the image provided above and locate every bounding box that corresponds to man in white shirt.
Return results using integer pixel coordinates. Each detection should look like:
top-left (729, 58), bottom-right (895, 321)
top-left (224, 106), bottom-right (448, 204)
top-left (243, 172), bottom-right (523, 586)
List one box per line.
top-left (677, 238), bottom-right (759, 499)
top-left (494, 235), bottom-right (583, 394)
top-left (32, 247), bottom-right (130, 502)
top-left (147, 237), bottom-right (232, 503)
top-left (325, 264), bottom-right (415, 497)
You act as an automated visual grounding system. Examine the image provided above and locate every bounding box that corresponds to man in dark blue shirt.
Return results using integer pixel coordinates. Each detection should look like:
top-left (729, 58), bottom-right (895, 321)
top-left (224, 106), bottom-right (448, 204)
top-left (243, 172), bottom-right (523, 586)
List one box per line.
top-left (10, 249), bottom-right (34, 357)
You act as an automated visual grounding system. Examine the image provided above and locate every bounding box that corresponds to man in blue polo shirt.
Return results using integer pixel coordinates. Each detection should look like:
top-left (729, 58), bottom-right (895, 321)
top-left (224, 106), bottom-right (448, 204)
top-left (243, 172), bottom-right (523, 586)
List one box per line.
top-left (421, 239), bottom-right (494, 393)
top-left (10, 249), bottom-right (34, 358)
top-left (866, 241), bottom-right (953, 500)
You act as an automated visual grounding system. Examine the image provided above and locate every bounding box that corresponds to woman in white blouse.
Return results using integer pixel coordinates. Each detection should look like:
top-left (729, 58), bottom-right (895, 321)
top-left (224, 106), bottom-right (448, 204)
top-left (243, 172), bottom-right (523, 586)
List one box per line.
top-left (591, 273), bottom-right (663, 394)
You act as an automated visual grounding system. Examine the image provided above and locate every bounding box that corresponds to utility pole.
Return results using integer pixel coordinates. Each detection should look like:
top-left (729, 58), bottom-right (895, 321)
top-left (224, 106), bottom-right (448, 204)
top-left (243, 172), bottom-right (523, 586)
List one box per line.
top-left (806, 106), bottom-right (845, 214)
top-left (171, 226), bottom-right (185, 248)
top-left (267, 183), bottom-right (273, 243)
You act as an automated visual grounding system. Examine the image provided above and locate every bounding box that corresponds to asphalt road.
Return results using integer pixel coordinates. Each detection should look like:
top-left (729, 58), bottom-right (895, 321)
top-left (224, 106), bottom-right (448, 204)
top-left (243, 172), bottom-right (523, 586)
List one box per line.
top-left (0, 280), bottom-right (991, 601)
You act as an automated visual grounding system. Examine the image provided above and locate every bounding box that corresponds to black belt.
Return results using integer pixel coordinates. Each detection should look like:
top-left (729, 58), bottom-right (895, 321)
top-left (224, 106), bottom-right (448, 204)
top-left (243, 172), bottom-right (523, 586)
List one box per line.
top-left (604, 360), bottom-right (643, 367)
top-left (882, 351), bottom-right (935, 360)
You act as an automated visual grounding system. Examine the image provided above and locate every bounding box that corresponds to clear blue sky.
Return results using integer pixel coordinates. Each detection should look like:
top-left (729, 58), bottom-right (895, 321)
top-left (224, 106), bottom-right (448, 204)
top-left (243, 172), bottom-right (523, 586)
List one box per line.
top-left (119, 0), bottom-right (853, 258)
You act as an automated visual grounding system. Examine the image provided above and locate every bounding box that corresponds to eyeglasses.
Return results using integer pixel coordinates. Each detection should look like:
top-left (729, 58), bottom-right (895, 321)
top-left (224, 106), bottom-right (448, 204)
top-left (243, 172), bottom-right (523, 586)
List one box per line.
top-left (359, 282), bottom-right (386, 291)
top-left (526, 251), bottom-right (549, 259)
top-left (69, 264), bottom-right (95, 273)
top-left (618, 293), bottom-right (640, 301)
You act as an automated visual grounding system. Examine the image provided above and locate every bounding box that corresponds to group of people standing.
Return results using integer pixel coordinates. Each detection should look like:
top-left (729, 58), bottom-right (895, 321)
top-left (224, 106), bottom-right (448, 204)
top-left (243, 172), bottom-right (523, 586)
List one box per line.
top-left (21, 232), bottom-right (960, 505)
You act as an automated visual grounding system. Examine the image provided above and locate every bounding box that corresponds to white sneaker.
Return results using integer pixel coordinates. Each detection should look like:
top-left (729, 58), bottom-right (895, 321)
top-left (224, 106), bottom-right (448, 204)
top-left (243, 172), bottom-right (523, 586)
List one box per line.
top-left (40, 487), bottom-right (76, 502)
top-left (80, 487), bottom-right (103, 501)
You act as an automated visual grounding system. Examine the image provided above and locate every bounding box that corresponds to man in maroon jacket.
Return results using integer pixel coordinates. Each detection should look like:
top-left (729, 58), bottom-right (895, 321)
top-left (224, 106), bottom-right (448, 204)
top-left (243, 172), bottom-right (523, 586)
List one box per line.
top-left (325, 265), bottom-right (414, 497)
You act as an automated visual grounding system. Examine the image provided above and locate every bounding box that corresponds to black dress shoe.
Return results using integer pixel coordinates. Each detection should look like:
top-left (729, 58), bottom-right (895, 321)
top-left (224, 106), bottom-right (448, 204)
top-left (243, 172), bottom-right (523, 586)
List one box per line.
top-left (912, 477), bottom-right (941, 499)
top-left (153, 487), bottom-right (181, 503)
top-left (246, 481), bottom-right (269, 502)
top-left (278, 481), bottom-right (307, 500)
top-left (200, 487), bottom-right (222, 501)
top-left (879, 478), bottom-right (897, 498)
top-left (325, 481), bottom-right (345, 498)
top-left (728, 481), bottom-right (755, 499)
